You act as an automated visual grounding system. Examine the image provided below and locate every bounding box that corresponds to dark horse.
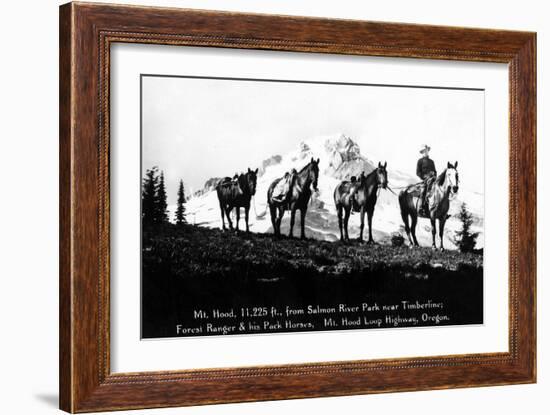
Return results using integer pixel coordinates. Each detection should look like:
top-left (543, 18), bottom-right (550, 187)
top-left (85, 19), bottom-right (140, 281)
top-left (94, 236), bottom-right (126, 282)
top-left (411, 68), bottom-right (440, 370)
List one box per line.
top-left (216, 168), bottom-right (258, 232)
top-left (333, 162), bottom-right (388, 243)
top-left (267, 157), bottom-right (320, 239)
top-left (398, 162), bottom-right (459, 250)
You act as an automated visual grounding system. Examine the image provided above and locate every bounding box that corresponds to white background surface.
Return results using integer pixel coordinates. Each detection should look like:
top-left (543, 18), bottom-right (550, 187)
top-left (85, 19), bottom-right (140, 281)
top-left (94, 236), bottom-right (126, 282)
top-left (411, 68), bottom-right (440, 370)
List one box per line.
top-left (0, 0), bottom-right (547, 414)
top-left (111, 44), bottom-right (508, 372)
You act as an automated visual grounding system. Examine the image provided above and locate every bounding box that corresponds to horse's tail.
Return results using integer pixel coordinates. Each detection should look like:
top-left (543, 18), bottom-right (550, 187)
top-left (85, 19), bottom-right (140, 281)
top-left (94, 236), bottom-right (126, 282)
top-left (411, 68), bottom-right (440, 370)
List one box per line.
top-left (333, 184), bottom-right (340, 208)
top-left (215, 183), bottom-right (224, 204)
top-left (398, 189), bottom-right (411, 229)
top-left (398, 189), bottom-right (409, 211)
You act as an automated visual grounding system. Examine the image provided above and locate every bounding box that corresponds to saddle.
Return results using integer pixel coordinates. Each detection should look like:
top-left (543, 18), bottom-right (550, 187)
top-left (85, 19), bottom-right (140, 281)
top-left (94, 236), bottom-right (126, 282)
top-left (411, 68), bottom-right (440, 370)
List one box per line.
top-left (217, 176), bottom-right (243, 195)
top-left (346, 176), bottom-right (361, 213)
top-left (271, 170), bottom-right (296, 204)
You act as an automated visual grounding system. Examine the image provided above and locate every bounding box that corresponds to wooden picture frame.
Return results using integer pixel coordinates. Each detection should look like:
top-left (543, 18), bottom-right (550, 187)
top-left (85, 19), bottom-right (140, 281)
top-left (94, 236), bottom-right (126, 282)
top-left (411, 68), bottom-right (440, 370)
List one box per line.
top-left (59, 2), bottom-right (536, 412)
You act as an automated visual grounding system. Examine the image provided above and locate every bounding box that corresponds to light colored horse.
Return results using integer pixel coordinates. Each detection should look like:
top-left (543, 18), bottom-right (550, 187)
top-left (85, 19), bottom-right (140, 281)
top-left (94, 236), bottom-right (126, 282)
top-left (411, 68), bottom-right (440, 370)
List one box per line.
top-left (398, 162), bottom-right (459, 250)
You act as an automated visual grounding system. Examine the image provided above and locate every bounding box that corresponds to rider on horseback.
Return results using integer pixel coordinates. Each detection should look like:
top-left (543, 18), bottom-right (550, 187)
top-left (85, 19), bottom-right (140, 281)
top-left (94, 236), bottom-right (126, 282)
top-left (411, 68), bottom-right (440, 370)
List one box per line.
top-left (416, 144), bottom-right (437, 216)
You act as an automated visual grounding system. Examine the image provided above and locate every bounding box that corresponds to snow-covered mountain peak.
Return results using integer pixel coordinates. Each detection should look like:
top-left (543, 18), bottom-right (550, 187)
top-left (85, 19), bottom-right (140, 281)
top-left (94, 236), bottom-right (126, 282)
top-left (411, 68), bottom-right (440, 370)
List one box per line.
top-left (324, 133), bottom-right (361, 161)
top-left (283, 133), bottom-right (376, 180)
top-left (323, 134), bottom-right (374, 180)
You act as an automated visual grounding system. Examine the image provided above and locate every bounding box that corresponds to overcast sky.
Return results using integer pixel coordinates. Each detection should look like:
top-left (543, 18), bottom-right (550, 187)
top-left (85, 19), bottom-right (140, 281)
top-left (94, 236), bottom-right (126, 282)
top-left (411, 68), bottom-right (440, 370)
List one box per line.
top-left (142, 75), bottom-right (484, 205)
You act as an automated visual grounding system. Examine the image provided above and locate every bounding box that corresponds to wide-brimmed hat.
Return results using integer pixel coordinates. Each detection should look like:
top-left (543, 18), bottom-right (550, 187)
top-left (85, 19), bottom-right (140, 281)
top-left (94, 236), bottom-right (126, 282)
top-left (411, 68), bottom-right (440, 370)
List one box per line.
top-left (419, 144), bottom-right (431, 154)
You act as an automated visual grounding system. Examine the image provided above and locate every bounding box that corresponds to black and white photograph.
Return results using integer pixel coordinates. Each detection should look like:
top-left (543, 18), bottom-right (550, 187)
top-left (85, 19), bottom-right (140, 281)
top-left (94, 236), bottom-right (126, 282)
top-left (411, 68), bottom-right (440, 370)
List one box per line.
top-left (140, 74), bottom-right (484, 339)
top-left (3, 0), bottom-right (544, 414)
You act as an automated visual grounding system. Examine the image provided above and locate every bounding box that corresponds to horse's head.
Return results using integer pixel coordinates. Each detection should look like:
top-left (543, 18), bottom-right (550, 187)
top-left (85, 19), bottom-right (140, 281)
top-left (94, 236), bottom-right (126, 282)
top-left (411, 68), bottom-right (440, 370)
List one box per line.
top-left (309, 157), bottom-right (320, 192)
top-left (376, 161), bottom-right (388, 189)
top-left (445, 161), bottom-right (459, 194)
top-left (244, 167), bottom-right (258, 195)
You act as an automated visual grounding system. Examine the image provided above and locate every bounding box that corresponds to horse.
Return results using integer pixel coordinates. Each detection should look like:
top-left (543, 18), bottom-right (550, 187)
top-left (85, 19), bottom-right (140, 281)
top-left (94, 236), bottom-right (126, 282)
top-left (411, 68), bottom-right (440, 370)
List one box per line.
top-left (216, 167), bottom-right (258, 232)
top-left (267, 157), bottom-right (320, 239)
top-left (333, 162), bottom-right (388, 243)
top-left (398, 162), bottom-right (459, 250)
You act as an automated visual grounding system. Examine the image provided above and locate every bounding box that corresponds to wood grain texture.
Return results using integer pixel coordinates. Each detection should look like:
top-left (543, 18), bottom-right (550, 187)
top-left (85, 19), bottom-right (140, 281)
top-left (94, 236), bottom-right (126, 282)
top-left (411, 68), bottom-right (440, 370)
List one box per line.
top-left (59, 3), bottom-right (73, 412)
top-left (59, 2), bottom-right (537, 412)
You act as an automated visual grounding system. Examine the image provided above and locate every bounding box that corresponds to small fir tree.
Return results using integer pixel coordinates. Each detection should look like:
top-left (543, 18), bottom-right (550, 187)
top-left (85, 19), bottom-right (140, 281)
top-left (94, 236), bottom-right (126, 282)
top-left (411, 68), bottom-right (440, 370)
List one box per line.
top-left (142, 167), bottom-right (159, 226)
top-left (156, 171), bottom-right (168, 224)
top-left (175, 179), bottom-right (187, 225)
top-left (453, 202), bottom-right (479, 253)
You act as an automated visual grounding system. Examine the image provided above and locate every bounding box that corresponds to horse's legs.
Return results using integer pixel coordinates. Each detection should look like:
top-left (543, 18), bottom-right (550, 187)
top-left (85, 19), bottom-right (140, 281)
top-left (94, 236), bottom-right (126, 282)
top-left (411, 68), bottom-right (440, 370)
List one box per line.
top-left (219, 202), bottom-right (226, 230)
top-left (401, 209), bottom-right (413, 246)
top-left (300, 207), bottom-right (307, 239)
top-left (358, 206), bottom-right (365, 242)
top-left (269, 204), bottom-right (277, 236)
top-left (410, 214), bottom-right (419, 246)
top-left (244, 205), bottom-right (250, 233)
top-left (289, 208), bottom-right (296, 238)
top-left (438, 217), bottom-right (447, 251)
top-left (224, 206), bottom-right (233, 230)
top-left (367, 208), bottom-right (374, 244)
top-left (430, 216), bottom-right (437, 249)
top-left (337, 205), bottom-right (344, 241)
top-left (343, 208), bottom-right (351, 241)
top-left (276, 207), bottom-right (284, 237)
top-left (400, 194), bottom-right (417, 247)
top-left (235, 207), bottom-right (240, 231)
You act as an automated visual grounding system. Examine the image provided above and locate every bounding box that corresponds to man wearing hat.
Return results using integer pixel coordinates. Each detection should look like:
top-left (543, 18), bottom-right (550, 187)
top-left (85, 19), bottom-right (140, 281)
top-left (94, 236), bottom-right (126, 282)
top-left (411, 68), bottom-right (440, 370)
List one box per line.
top-left (416, 144), bottom-right (437, 216)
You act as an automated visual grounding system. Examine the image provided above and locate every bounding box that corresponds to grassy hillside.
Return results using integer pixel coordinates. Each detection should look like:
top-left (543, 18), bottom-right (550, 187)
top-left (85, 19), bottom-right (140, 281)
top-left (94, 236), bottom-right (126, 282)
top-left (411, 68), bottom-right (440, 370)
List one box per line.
top-left (143, 224), bottom-right (481, 279)
top-left (142, 224), bottom-right (483, 338)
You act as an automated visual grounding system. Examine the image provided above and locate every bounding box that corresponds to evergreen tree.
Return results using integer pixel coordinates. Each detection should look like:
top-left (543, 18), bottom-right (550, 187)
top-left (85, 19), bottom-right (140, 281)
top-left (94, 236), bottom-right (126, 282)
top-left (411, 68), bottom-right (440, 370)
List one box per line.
top-left (453, 202), bottom-right (479, 253)
top-left (156, 171), bottom-right (168, 224)
top-left (142, 167), bottom-right (159, 226)
top-left (175, 179), bottom-right (187, 225)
